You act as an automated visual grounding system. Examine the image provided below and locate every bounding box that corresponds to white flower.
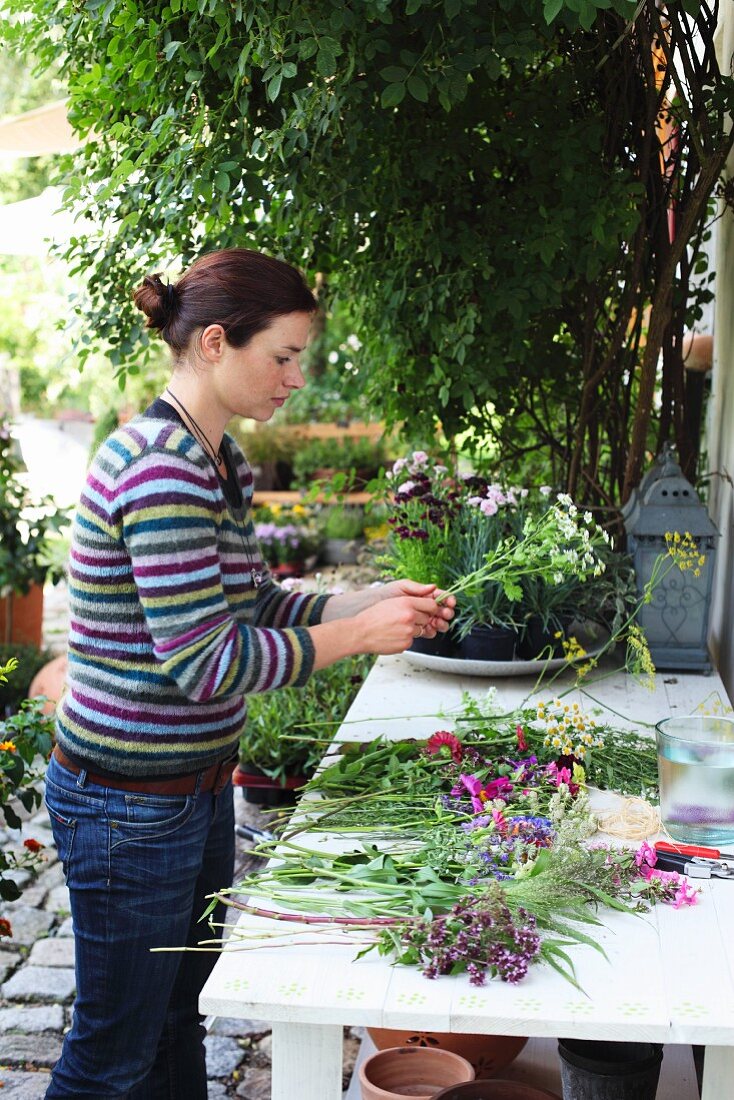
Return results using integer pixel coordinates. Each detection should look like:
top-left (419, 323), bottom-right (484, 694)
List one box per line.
top-left (480, 497), bottom-right (499, 516)
top-left (411, 450), bottom-right (429, 465)
top-left (397, 480), bottom-right (415, 494)
top-left (540, 485), bottom-right (552, 495)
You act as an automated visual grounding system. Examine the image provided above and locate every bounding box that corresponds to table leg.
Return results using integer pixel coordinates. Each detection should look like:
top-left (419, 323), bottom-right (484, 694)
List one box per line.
top-left (700, 1044), bottom-right (734, 1099)
top-left (271, 1021), bottom-right (344, 1100)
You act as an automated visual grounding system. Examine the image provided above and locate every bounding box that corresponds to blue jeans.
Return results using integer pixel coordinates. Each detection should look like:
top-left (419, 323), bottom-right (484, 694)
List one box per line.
top-left (44, 752), bottom-right (235, 1099)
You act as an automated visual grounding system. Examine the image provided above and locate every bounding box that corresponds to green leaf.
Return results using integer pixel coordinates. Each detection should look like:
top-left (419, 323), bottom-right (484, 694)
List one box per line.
top-left (316, 44), bottom-right (337, 78)
top-left (381, 83), bottom-right (406, 108)
top-left (543, 0), bottom-right (564, 22)
top-left (267, 72), bottom-right (283, 101)
top-left (379, 66), bottom-right (408, 83)
top-left (407, 74), bottom-right (429, 103)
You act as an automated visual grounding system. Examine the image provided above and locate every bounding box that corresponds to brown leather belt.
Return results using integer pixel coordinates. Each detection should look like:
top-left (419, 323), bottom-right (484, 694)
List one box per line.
top-left (52, 743), bottom-right (237, 796)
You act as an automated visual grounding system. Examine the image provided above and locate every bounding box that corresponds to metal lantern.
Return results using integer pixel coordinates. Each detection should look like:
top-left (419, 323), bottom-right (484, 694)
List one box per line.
top-left (623, 443), bottom-right (719, 672)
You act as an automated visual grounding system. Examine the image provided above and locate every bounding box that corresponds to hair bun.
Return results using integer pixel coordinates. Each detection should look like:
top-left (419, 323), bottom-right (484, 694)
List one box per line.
top-left (133, 273), bottom-right (177, 333)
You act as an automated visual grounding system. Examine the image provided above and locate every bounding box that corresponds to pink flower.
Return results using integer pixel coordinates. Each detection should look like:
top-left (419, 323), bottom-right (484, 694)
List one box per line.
top-left (634, 841), bottom-right (657, 879)
top-left (459, 774), bottom-right (486, 813)
top-left (673, 879), bottom-right (699, 908)
top-left (426, 731), bottom-right (463, 765)
top-left (516, 724), bottom-right (528, 752)
top-left (484, 776), bottom-right (513, 800)
top-left (479, 498), bottom-right (499, 517)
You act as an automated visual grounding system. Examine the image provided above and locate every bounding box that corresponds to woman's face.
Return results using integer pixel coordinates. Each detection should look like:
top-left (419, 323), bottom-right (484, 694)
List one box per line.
top-left (212, 311), bottom-right (313, 422)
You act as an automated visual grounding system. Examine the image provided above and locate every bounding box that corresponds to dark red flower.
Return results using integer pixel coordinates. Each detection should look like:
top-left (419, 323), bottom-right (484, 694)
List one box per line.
top-left (23, 838), bottom-right (44, 853)
top-left (0, 918), bottom-right (12, 938)
top-left (426, 731), bottom-right (463, 764)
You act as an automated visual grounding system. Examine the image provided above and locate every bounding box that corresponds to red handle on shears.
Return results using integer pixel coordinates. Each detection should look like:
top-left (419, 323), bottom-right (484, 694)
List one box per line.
top-left (654, 840), bottom-right (730, 860)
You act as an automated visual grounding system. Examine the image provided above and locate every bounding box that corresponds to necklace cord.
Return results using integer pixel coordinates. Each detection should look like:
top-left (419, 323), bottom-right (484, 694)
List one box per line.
top-left (164, 388), bottom-right (223, 466)
top-left (162, 389), bottom-right (263, 589)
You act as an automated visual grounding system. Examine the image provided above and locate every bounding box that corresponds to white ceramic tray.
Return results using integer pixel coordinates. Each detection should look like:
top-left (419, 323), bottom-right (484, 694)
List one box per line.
top-left (402, 625), bottom-right (608, 678)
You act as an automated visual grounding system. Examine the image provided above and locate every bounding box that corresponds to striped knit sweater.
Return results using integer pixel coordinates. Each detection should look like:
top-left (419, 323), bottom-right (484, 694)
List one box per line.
top-left (56, 415), bottom-right (330, 777)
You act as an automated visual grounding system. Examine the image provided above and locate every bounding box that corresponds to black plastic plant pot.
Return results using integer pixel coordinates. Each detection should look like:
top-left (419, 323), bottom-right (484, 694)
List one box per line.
top-left (517, 615), bottom-right (572, 660)
top-left (457, 625), bottom-right (517, 662)
top-left (410, 626), bottom-right (458, 658)
top-left (557, 1039), bottom-right (663, 1100)
top-left (233, 765), bottom-right (304, 807)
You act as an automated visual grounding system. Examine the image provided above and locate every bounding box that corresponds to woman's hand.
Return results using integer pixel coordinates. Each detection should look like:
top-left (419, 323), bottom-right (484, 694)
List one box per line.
top-left (310, 577), bottom-right (456, 669)
top-left (377, 579), bottom-right (456, 638)
top-left (354, 591), bottom-right (452, 655)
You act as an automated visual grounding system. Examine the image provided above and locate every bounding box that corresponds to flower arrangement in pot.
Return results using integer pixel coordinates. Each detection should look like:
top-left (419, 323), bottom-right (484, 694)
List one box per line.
top-left (253, 503), bottom-right (320, 579)
top-left (448, 506), bottom-right (521, 662)
top-left (378, 452), bottom-right (614, 664)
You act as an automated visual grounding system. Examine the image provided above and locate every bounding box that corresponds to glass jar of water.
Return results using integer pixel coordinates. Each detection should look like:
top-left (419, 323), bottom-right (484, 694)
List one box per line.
top-left (656, 715), bottom-right (734, 845)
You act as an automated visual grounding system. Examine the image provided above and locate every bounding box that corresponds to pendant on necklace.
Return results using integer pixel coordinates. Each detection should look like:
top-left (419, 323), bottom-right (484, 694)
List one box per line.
top-left (251, 569), bottom-right (263, 588)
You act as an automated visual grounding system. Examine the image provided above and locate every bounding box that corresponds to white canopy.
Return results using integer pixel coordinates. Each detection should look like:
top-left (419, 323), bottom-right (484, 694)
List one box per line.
top-left (0, 186), bottom-right (81, 256)
top-left (0, 100), bottom-right (81, 156)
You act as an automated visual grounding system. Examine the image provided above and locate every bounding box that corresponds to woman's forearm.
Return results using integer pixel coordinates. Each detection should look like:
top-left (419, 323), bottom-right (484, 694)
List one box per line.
top-left (319, 585), bottom-right (387, 622)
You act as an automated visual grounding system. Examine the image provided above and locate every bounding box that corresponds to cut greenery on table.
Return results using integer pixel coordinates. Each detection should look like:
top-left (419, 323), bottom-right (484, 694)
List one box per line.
top-left (213, 694), bottom-right (687, 989)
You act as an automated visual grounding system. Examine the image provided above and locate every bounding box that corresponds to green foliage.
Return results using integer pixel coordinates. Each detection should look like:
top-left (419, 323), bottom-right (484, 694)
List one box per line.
top-left (6, 0), bottom-right (733, 501)
top-left (0, 644), bottom-right (55, 715)
top-left (0, 659), bottom-right (54, 912)
top-left (239, 653), bottom-right (374, 784)
top-left (292, 436), bottom-right (385, 488)
top-left (0, 423), bottom-right (70, 610)
top-left (322, 506), bottom-right (366, 541)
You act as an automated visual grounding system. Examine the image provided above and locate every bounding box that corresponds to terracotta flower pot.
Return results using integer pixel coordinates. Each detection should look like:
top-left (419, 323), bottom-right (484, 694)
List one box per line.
top-left (367, 1030), bottom-right (527, 1080)
top-left (359, 1046), bottom-right (474, 1100)
top-left (432, 1080), bottom-right (561, 1100)
top-left (29, 654), bottom-right (68, 715)
top-left (0, 584), bottom-right (44, 648)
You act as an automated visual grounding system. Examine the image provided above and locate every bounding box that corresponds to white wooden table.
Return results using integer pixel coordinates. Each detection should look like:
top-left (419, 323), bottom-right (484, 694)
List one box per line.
top-left (200, 655), bottom-right (734, 1099)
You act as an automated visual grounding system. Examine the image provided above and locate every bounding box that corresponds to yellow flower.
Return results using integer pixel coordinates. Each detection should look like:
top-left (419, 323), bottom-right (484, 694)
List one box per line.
top-left (0, 741), bottom-right (17, 753)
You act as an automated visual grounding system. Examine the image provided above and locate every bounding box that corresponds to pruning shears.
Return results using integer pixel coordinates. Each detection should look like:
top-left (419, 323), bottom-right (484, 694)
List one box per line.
top-left (654, 850), bottom-right (734, 880)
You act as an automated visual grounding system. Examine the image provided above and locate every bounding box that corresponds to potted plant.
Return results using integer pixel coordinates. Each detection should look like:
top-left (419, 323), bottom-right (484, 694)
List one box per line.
top-left (0, 422), bottom-right (69, 648)
top-left (254, 516), bottom-right (320, 579)
top-left (235, 652), bottom-right (373, 804)
top-left (448, 507), bottom-right (520, 661)
top-left (0, 656), bottom-right (55, 926)
top-left (292, 435), bottom-right (386, 490)
top-left (320, 505), bottom-right (367, 565)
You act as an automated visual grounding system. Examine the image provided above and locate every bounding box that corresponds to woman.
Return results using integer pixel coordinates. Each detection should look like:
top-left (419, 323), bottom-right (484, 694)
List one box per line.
top-left (44, 247), bottom-right (454, 1099)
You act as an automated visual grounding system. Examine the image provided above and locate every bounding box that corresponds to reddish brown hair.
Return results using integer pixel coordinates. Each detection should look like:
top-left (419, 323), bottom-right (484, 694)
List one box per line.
top-left (133, 248), bottom-right (317, 354)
